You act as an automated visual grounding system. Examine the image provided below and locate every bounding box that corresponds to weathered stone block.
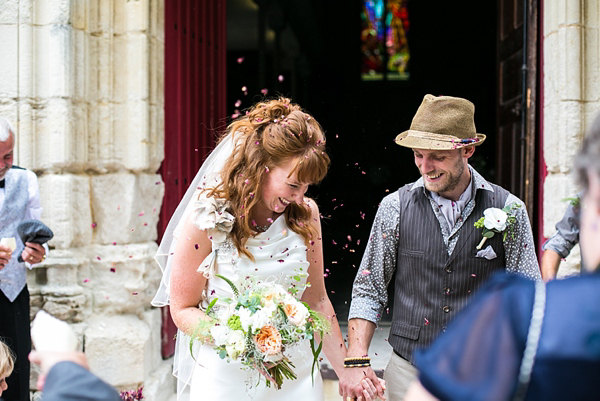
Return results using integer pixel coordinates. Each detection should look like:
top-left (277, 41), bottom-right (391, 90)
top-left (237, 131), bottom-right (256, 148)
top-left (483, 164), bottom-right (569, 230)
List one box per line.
top-left (156, 0), bottom-right (164, 42)
top-left (42, 292), bottom-right (87, 322)
top-left (0, 25), bottom-right (19, 98)
top-left (72, 0), bottom-right (89, 31)
top-left (17, 24), bottom-right (34, 99)
top-left (87, 102), bottom-right (115, 169)
top-left (90, 174), bottom-right (163, 243)
top-left (142, 358), bottom-right (177, 401)
top-left (34, 24), bottom-right (72, 99)
top-left (34, 0), bottom-right (70, 25)
top-left (96, 0), bottom-right (114, 34)
top-left (85, 315), bottom-right (153, 386)
top-left (143, 308), bottom-right (163, 371)
top-left (45, 265), bottom-right (80, 288)
top-left (560, 26), bottom-right (583, 101)
top-left (113, 101), bottom-right (151, 170)
top-left (18, 0), bottom-right (33, 24)
top-left (96, 33), bottom-right (113, 101)
top-left (584, 26), bottom-right (600, 102)
top-left (72, 29), bottom-right (89, 100)
top-left (14, 101), bottom-right (34, 168)
top-left (564, 0), bottom-right (583, 26)
top-left (543, 32), bottom-right (558, 107)
top-left (114, 0), bottom-right (150, 34)
top-left (80, 242), bottom-right (160, 315)
top-left (38, 174), bottom-right (93, 248)
top-left (31, 99), bottom-right (68, 169)
top-left (149, 104), bottom-right (165, 172)
top-left (543, 0), bottom-right (559, 36)
top-left (543, 100), bottom-right (582, 174)
top-left (0, 0), bottom-right (19, 24)
top-left (113, 33), bottom-right (149, 102)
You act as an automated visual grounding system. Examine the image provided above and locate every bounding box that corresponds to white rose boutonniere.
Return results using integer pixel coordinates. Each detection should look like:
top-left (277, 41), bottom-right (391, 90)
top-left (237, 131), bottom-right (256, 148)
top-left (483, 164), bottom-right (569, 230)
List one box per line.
top-left (474, 202), bottom-right (521, 250)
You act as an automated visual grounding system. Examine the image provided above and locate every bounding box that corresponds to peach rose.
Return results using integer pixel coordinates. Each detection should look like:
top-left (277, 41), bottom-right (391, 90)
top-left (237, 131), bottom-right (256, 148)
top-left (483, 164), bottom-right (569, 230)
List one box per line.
top-left (254, 325), bottom-right (282, 355)
top-left (283, 301), bottom-right (309, 327)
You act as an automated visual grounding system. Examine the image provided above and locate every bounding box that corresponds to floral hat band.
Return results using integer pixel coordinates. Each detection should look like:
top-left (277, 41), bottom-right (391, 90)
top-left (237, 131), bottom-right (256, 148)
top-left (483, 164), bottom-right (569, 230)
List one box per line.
top-left (395, 94), bottom-right (486, 150)
top-left (400, 131), bottom-right (481, 145)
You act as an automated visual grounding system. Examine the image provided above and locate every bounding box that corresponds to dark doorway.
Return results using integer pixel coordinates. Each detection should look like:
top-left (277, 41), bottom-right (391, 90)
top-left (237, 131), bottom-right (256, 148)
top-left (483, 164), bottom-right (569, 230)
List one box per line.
top-left (227, 0), bottom-right (498, 322)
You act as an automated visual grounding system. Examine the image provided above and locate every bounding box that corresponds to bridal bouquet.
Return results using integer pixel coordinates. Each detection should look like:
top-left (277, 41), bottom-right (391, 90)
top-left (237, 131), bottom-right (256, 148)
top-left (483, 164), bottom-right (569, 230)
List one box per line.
top-left (190, 274), bottom-right (330, 389)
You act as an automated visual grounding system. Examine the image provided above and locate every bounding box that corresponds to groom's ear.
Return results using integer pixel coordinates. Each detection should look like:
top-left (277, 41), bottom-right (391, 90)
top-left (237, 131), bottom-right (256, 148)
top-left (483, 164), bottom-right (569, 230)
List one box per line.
top-left (462, 146), bottom-right (475, 159)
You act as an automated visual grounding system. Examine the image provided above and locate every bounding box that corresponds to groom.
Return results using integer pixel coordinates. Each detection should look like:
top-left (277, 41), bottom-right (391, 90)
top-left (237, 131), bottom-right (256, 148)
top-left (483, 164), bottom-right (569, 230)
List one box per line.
top-left (340, 94), bottom-right (541, 400)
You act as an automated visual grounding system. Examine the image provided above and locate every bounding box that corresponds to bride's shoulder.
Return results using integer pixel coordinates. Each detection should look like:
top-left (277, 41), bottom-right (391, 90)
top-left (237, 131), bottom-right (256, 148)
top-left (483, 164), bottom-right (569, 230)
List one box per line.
top-left (302, 197), bottom-right (320, 219)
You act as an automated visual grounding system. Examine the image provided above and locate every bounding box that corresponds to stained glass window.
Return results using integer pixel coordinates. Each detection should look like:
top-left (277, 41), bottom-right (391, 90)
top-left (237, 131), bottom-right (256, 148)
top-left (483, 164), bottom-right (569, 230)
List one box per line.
top-left (361, 0), bottom-right (410, 81)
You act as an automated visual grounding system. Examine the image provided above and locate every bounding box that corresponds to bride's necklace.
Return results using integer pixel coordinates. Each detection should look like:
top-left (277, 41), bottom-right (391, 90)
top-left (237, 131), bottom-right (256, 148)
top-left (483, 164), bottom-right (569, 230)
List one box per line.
top-left (254, 224), bottom-right (271, 233)
top-left (252, 212), bottom-right (280, 233)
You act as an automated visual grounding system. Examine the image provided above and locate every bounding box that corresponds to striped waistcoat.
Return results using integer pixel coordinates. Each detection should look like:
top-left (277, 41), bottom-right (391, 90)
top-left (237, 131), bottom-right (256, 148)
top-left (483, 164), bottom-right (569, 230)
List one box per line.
top-left (388, 183), bottom-right (509, 363)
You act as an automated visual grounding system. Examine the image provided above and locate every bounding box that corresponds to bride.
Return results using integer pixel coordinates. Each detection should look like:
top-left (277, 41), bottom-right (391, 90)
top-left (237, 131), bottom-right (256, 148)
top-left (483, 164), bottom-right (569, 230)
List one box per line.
top-left (152, 98), bottom-right (383, 400)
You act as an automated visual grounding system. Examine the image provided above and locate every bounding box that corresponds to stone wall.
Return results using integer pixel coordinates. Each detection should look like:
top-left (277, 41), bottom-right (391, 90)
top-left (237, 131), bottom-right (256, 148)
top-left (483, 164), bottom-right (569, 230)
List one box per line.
top-left (543, 0), bottom-right (600, 276)
top-left (0, 0), bottom-right (172, 399)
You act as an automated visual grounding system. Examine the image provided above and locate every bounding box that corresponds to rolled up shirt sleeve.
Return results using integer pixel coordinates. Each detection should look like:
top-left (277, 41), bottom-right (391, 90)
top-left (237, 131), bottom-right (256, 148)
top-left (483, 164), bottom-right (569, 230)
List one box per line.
top-left (503, 194), bottom-right (541, 280)
top-left (348, 192), bottom-right (400, 324)
top-left (542, 198), bottom-right (581, 259)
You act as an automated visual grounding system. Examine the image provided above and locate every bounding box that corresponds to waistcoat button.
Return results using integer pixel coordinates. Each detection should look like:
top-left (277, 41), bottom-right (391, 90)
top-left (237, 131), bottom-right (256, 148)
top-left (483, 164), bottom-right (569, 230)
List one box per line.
top-left (444, 286), bottom-right (451, 295)
top-left (443, 305), bottom-right (451, 313)
top-left (445, 267), bottom-right (452, 273)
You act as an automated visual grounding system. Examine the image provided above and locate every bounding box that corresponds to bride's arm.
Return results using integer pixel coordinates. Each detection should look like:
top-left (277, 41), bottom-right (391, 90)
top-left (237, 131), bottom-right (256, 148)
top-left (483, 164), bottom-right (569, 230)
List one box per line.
top-left (169, 215), bottom-right (214, 335)
top-left (300, 199), bottom-right (383, 400)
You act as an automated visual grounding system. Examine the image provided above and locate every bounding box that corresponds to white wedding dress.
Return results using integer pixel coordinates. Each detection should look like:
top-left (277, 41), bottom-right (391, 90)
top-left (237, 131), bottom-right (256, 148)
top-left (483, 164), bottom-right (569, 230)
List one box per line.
top-left (152, 134), bottom-right (324, 400)
top-left (188, 212), bottom-right (324, 400)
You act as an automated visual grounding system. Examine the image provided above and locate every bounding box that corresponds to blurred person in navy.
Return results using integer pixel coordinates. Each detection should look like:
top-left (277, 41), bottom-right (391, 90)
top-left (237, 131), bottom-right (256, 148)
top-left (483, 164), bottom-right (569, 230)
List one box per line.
top-left (28, 350), bottom-right (121, 401)
top-left (405, 113), bottom-right (600, 401)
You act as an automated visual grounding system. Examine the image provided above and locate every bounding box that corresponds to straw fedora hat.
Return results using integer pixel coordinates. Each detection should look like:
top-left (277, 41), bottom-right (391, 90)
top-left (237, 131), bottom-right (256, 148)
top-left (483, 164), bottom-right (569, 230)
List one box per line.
top-left (395, 94), bottom-right (486, 150)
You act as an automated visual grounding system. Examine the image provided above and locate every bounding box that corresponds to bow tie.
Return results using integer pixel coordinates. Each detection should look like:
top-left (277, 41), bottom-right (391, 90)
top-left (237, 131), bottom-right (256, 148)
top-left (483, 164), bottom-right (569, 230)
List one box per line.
top-left (0, 180), bottom-right (4, 189)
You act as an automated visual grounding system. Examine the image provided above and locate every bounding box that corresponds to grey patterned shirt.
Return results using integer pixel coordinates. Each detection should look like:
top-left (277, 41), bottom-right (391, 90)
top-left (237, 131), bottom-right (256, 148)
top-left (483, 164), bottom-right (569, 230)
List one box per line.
top-left (349, 167), bottom-right (541, 324)
top-left (542, 192), bottom-right (581, 259)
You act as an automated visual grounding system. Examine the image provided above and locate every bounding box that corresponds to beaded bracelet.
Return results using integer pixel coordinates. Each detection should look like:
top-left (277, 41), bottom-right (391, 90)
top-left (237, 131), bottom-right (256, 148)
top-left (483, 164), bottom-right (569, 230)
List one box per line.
top-left (344, 357), bottom-right (371, 368)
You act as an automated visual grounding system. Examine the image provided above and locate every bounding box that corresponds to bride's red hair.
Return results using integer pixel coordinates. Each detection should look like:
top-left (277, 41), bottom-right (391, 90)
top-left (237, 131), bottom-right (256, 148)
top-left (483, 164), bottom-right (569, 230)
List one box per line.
top-left (207, 97), bottom-right (330, 259)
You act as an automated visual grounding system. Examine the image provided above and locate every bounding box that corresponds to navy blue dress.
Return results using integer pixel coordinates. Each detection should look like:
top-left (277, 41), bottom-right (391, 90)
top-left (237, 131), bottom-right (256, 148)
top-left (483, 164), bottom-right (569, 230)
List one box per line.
top-left (414, 272), bottom-right (600, 401)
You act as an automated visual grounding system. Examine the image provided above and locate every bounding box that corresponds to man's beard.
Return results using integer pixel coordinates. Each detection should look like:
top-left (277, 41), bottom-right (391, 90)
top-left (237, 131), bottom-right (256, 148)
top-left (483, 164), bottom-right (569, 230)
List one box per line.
top-left (423, 158), bottom-right (465, 195)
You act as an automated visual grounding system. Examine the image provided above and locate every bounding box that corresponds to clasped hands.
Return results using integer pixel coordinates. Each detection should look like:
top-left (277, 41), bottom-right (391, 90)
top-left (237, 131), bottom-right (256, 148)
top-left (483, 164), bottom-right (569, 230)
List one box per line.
top-left (339, 365), bottom-right (386, 401)
top-left (0, 242), bottom-right (46, 269)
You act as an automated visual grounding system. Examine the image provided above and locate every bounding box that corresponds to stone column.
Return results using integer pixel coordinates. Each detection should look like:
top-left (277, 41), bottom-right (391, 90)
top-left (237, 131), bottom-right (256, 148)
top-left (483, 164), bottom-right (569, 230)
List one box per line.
top-left (0, 1), bottom-right (171, 399)
top-left (543, 0), bottom-right (600, 276)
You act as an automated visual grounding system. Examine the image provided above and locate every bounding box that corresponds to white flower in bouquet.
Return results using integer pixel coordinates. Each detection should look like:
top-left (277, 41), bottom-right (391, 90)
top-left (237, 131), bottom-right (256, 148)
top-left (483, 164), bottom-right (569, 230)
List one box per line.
top-left (238, 306), bottom-right (253, 332)
top-left (210, 325), bottom-right (230, 347)
top-left (225, 329), bottom-right (246, 360)
top-left (483, 208), bottom-right (508, 231)
top-left (262, 287), bottom-right (287, 307)
top-left (283, 296), bottom-right (309, 327)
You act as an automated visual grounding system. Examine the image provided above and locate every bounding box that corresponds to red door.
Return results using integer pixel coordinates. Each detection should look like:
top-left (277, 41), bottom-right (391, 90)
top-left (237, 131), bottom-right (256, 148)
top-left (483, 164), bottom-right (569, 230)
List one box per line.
top-left (159, 0), bottom-right (227, 358)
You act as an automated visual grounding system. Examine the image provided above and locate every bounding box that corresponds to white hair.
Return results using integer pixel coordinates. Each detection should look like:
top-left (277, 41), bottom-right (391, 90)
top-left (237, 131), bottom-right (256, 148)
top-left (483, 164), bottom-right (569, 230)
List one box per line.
top-left (0, 117), bottom-right (14, 142)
